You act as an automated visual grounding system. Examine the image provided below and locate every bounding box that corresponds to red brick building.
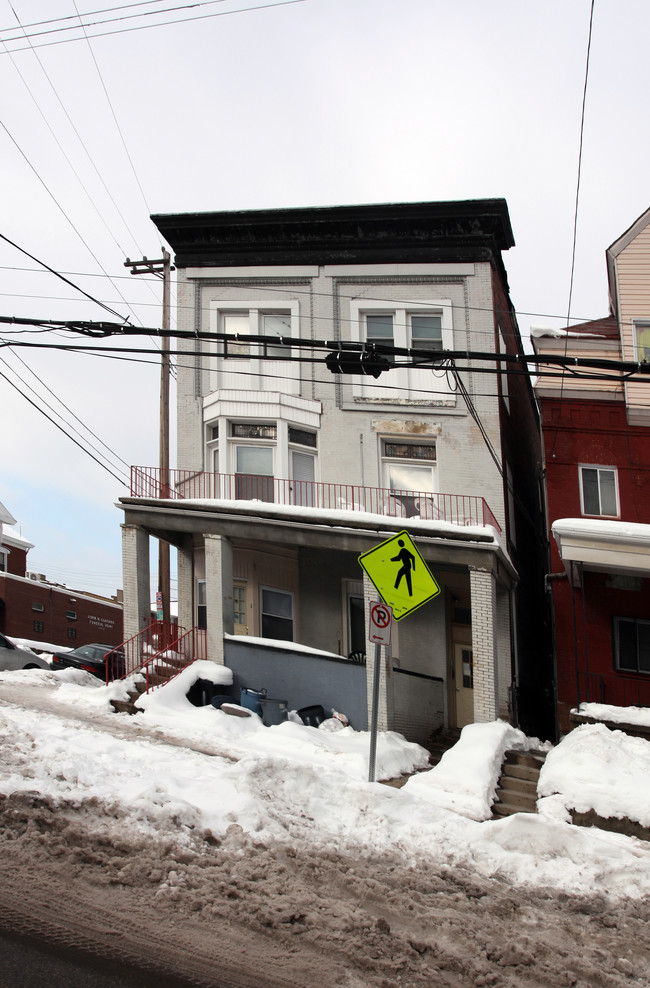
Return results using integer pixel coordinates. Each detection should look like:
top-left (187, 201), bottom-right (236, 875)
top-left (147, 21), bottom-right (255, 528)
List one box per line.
top-left (0, 503), bottom-right (123, 651)
top-left (533, 207), bottom-right (650, 733)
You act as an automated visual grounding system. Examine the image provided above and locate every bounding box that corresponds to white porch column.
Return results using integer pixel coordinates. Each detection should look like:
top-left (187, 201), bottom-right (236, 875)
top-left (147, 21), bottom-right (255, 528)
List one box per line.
top-left (204, 534), bottom-right (233, 665)
top-left (363, 573), bottom-right (389, 731)
top-left (469, 567), bottom-right (498, 723)
top-left (121, 523), bottom-right (150, 641)
top-left (177, 535), bottom-right (194, 633)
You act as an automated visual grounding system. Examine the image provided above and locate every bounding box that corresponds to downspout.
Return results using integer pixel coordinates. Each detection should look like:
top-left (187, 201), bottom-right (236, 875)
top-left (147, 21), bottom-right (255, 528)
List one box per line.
top-left (570, 567), bottom-right (580, 711)
top-left (580, 563), bottom-right (590, 700)
top-left (359, 433), bottom-right (365, 487)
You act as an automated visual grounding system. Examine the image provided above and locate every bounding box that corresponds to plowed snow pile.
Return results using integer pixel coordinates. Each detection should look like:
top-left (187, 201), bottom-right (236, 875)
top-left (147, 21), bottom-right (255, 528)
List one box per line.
top-left (1, 666), bottom-right (650, 987)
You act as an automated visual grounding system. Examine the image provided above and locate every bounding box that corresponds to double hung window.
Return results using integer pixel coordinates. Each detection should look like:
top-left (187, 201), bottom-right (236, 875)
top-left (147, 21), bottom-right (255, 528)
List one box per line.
top-left (210, 301), bottom-right (299, 394)
top-left (260, 587), bottom-right (294, 641)
top-left (289, 426), bottom-right (317, 506)
top-left (233, 423), bottom-right (275, 502)
top-left (350, 299), bottom-right (453, 401)
top-left (382, 442), bottom-right (437, 517)
top-left (579, 465), bottom-right (618, 517)
top-left (634, 322), bottom-right (650, 363)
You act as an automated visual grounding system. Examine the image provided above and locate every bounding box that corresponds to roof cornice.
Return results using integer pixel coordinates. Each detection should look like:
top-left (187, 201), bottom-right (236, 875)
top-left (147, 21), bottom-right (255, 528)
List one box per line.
top-left (151, 199), bottom-right (514, 269)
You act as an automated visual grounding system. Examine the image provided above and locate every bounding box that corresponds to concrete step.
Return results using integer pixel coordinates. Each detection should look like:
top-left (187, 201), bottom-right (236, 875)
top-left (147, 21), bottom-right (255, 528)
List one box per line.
top-left (501, 762), bottom-right (543, 783)
top-left (495, 785), bottom-right (537, 812)
top-left (493, 799), bottom-right (536, 818)
top-left (425, 729), bottom-right (461, 765)
top-left (504, 750), bottom-right (546, 769)
top-left (492, 748), bottom-right (546, 820)
top-left (497, 774), bottom-right (537, 796)
top-left (110, 698), bottom-right (142, 716)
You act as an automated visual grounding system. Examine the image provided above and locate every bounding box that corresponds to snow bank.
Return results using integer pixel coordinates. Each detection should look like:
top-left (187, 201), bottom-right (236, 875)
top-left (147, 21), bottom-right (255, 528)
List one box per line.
top-left (402, 720), bottom-right (530, 820)
top-left (538, 723), bottom-right (650, 827)
top-left (576, 701), bottom-right (650, 728)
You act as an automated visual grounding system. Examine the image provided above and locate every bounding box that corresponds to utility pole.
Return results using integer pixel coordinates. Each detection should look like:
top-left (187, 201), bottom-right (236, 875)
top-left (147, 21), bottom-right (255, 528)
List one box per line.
top-left (125, 249), bottom-right (174, 626)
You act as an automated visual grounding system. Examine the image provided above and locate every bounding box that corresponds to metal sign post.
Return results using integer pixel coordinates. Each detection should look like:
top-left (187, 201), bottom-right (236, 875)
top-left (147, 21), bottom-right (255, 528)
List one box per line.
top-left (367, 601), bottom-right (392, 782)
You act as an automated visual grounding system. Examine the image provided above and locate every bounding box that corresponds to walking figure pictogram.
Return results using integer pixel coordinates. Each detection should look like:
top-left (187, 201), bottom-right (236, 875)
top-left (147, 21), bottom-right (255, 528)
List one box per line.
top-left (391, 539), bottom-right (416, 596)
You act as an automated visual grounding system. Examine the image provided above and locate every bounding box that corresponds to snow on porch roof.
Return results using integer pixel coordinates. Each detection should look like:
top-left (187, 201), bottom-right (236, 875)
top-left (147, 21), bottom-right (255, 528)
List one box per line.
top-left (552, 518), bottom-right (650, 575)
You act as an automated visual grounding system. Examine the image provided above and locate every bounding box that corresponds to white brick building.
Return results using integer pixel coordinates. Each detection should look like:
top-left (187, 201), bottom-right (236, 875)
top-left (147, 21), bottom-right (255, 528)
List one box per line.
top-left (119, 201), bottom-right (552, 741)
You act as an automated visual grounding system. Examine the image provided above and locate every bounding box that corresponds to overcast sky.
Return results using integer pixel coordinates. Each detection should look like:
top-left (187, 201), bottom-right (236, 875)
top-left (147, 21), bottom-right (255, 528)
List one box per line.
top-left (1, 0), bottom-right (649, 601)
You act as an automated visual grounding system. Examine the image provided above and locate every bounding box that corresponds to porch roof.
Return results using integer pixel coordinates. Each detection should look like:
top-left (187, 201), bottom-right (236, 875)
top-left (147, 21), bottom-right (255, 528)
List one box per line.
top-left (118, 495), bottom-right (517, 583)
top-left (552, 518), bottom-right (650, 575)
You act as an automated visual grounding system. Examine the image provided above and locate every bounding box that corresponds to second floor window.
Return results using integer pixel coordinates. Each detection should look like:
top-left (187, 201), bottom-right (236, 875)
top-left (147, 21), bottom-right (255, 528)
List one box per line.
top-left (210, 301), bottom-right (300, 395)
top-left (634, 321), bottom-right (650, 363)
top-left (350, 299), bottom-right (454, 403)
top-left (579, 465), bottom-right (618, 517)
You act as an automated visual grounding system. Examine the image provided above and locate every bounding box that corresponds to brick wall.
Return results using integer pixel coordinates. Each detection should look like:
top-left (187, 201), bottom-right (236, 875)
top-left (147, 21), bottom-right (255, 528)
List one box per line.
top-left (0, 573), bottom-right (122, 648)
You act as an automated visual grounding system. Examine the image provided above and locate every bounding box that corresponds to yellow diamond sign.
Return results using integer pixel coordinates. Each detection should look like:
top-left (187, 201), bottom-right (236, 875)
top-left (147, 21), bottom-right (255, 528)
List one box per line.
top-left (359, 530), bottom-right (441, 621)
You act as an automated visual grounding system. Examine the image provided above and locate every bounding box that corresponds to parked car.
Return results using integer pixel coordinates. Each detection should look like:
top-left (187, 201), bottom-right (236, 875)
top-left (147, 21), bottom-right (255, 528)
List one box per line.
top-left (0, 632), bottom-right (50, 672)
top-left (51, 643), bottom-right (125, 681)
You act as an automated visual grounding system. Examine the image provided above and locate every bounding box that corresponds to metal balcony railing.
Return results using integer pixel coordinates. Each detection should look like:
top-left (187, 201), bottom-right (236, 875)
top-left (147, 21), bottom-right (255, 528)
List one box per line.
top-left (130, 467), bottom-right (501, 532)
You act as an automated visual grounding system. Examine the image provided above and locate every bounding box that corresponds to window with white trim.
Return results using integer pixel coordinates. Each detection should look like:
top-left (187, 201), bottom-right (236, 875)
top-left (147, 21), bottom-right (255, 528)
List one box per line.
top-left (0, 548), bottom-right (7, 572)
top-left (634, 321), bottom-right (650, 363)
top-left (210, 301), bottom-right (299, 394)
top-left (579, 465), bottom-right (619, 517)
top-left (614, 617), bottom-right (650, 674)
top-left (232, 422), bottom-right (275, 502)
top-left (260, 587), bottom-right (294, 641)
top-left (382, 441), bottom-right (437, 518)
top-left (197, 580), bottom-right (207, 630)
top-left (350, 299), bottom-right (454, 402)
top-left (289, 426), bottom-right (317, 506)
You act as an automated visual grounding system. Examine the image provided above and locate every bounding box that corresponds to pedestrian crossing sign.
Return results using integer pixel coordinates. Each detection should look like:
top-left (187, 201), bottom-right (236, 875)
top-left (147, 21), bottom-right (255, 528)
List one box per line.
top-left (359, 530), bottom-right (441, 621)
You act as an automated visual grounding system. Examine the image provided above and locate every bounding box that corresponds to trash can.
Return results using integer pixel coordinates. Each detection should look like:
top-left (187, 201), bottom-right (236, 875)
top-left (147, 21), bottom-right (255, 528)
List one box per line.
top-left (240, 687), bottom-right (267, 716)
top-left (260, 697), bottom-right (288, 727)
top-left (297, 704), bottom-right (326, 728)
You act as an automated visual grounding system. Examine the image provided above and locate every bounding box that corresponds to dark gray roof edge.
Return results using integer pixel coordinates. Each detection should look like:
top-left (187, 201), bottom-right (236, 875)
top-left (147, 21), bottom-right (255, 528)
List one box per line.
top-left (151, 198), bottom-right (515, 255)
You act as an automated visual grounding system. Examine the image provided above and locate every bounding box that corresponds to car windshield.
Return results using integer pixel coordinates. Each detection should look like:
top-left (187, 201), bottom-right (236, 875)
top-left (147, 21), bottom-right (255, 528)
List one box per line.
top-left (75, 645), bottom-right (107, 661)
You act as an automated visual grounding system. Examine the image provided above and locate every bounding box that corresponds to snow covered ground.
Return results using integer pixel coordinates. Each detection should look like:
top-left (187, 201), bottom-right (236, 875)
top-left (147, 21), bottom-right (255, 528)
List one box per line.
top-left (1, 660), bottom-right (650, 904)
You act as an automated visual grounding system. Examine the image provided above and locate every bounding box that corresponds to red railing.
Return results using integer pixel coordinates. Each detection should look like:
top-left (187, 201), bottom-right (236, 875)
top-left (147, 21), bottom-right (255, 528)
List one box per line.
top-left (140, 627), bottom-right (208, 693)
top-left (130, 467), bottom-right (501, 532)
top-left (577, 671), bottom-right (650, 710)
top-left (107, 619), bottom-right (182, 683)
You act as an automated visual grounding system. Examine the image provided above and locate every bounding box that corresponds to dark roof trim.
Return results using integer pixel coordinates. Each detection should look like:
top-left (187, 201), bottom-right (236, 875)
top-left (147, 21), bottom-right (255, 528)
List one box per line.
top-left (151, 199), bottom-right (514, 269)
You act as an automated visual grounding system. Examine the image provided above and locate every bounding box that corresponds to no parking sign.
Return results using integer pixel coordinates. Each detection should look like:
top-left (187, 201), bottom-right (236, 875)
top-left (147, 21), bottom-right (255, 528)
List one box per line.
top-left (369, 601), bottom-right (392, 646)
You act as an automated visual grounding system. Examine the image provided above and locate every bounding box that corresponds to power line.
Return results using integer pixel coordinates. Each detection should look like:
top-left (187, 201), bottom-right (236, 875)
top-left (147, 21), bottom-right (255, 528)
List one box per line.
top-left (1, 328), bottom-right (649, 386)
top-left (0, 366), bottom-right (128, 485)
top-left (0, 263), bottom-right (622, 332)
top-left (0, 0), bottom-right (308, 54)
top-left (0, 232), bottom-right (126, 321)
top-left (1, 345), bottom-right (130, 471)
top-left (71, 0), bottom-right (152, 218)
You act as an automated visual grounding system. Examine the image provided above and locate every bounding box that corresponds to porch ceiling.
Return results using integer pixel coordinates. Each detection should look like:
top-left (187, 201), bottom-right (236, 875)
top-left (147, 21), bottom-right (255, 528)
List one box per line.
top-left (118, 497), bottom-right (517, 584)
top-left (552, 518), bottom-right (650, 576)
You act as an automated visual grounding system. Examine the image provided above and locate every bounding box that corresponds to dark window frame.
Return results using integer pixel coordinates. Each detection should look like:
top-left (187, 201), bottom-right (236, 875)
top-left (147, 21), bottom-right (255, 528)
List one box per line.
top-left (613, 616), bottom-right (650, 675)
